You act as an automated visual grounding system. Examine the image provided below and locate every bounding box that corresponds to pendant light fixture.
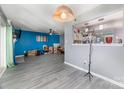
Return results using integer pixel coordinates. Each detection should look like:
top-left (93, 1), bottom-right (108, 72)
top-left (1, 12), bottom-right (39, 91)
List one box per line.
top-left (53, 5), bottom-right (75, 22)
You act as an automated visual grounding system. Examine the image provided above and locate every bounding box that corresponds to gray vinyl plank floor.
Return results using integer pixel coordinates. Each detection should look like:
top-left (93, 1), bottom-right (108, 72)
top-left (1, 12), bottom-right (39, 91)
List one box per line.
top-left (0, 54), bottom-right (122, 89)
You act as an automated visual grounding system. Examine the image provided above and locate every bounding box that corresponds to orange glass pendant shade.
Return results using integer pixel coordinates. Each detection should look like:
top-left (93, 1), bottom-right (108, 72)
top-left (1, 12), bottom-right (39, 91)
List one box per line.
top-left (53, 5), bottom-right (75, 22)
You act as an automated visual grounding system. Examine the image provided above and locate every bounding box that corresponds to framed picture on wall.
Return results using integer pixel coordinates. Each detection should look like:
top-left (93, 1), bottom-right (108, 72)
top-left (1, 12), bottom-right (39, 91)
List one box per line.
top-left (43, 36), bottom-right (47, 42)
top-left (40, 36), bottom-right (43, 42)
top-left (36, 35), bottom-right (41, 42)
top-left (36, 35), bottom-right (48, 42)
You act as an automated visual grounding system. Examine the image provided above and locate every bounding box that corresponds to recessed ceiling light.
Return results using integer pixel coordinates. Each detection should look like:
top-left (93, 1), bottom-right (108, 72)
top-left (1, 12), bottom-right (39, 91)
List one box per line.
top-left (84, 23), bottom-right (89, 25)
top-left (98, 18), bottom-right (104, 21)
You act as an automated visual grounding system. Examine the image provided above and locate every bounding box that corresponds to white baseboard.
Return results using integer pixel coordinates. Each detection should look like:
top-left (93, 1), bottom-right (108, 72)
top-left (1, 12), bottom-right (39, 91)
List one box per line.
top-left (0, 68), bottom-right (6, 79)
top-left (64, 61), bottom-right (124, 88)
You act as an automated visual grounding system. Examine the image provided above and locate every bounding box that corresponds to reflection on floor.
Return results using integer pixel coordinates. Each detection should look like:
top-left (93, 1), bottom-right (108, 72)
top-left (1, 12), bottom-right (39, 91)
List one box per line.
top-left (0, 68), bottom-right (5, 79)
top-left (0, 54), bottom-right (122, 89)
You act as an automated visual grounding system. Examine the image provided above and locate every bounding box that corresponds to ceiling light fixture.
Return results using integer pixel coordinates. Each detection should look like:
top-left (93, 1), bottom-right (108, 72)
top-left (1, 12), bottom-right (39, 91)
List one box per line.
top-left (53, 5), bottom-right (75, 22)
top-left (60, 12), bottom-right (67, 19)
top-left (98, 18), bottom-right (104, 21)
top-left (84, 23), bottom-right (89, 25)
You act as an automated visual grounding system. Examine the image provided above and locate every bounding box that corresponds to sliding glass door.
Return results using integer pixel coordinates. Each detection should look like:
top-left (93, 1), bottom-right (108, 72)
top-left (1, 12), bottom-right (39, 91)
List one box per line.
top-left (6, 25), bottom-right (15, 68)
top-left (0, 24), bottom-right (15, 69)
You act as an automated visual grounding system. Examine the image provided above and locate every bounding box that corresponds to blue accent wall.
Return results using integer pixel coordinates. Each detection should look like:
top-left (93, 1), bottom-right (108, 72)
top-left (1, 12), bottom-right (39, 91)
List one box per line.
top-left (15, 30), bottom-right (60, 56)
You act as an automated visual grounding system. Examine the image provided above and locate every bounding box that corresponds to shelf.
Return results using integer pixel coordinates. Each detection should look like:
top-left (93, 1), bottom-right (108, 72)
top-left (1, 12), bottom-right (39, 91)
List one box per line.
top-left (72, 43), bottom-right (124, 47)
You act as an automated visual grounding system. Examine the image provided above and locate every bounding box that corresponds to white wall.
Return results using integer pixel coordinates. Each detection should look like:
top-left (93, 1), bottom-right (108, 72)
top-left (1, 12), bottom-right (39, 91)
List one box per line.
top-left (0, 25), bottom-right (6, 68)
top-left (0, 23), bottom-right (6, 78)
top-left (0, 16), bottom-right (1, 67)
top-left (60, 34), bottom-right (64, 48)
top-left (64, 5), bottom-right (124, 86)
top-left (0, 7), bottom-right (7, 70)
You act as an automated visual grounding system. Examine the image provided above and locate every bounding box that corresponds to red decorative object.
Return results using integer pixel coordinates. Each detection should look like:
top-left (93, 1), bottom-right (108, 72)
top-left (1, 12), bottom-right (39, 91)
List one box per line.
top-left (77, 29), bottom-right (80, 33)
top-left (106, 36), bottom-right (113, 43)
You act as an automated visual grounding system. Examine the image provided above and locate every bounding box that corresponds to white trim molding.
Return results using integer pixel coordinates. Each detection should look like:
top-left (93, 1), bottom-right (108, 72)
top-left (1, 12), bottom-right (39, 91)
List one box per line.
top-left (64, 61), bottom-right (124, 88)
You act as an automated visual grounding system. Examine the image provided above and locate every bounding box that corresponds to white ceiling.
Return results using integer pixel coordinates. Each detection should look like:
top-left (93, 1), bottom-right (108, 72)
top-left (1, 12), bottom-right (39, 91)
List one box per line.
top-left (0, 4), bottom-right (99, 34)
